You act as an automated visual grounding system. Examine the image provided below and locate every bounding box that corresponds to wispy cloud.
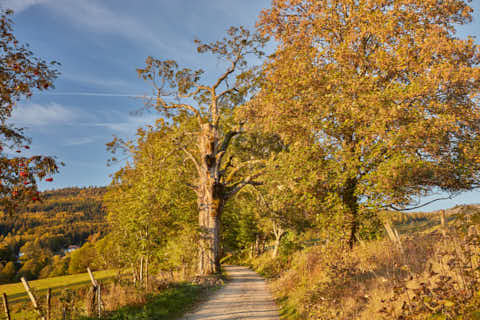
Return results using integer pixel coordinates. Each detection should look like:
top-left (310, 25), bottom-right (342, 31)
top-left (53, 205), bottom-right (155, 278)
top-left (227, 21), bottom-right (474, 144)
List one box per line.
top-left (94, 113), bottom-right (159, 136)
top-left (40, 92), bottom-right (149, 98)
top-left (64, 137), bottom-right (95, 146)
top-left (53, 1), bottom-right (169, 49)
top-left (60, 73), bottom-right (139, 91)
top-left (0, 0), bottom-right (50, 13)
top-left (3, 0), bottom-right (180, 52)
top-left (10, 102), bottom-right (78, 126)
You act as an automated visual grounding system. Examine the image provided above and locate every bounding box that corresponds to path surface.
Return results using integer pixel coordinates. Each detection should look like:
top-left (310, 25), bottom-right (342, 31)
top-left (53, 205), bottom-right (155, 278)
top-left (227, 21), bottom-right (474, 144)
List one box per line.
top-left (181, 265), bottom-right (280, 320)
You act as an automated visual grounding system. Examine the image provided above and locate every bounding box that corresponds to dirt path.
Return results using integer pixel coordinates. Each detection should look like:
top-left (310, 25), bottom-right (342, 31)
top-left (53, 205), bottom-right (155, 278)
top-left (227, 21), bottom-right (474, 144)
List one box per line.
top-left (180, 265), bottom-right (280, 320)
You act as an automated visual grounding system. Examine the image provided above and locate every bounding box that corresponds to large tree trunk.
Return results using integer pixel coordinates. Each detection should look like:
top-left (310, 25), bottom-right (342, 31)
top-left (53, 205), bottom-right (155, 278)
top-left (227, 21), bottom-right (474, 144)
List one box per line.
top-left (197, 123), bottom-right (224, 275)
top-left (198, 200), bottom-right (222, 275)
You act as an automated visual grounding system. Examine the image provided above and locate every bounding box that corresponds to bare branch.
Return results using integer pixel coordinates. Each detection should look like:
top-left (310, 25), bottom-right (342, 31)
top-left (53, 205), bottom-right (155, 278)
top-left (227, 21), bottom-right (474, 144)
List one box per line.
top-left (154, 97), bottom-right (201, 119)
top-left (212, 52), bottom-right (242, 90)
top-left (384, 194), bottom-right (457, 212)
top-left (180, 146), bottom-right (201, 177)
top-left (215, 130), bottom-right (241, 168)
top-left (226, 173), bottom-right (263, 199)
top-left (177, 87), bottom-right (202, 99)
top-left (178, 84), bottom-right (211, 99)
top-left (219, 128), bottom-right (244, 152)
top-left (216, 87), bottom-right (238, 100)
top-left (224, 159), bottom-right (266, 183)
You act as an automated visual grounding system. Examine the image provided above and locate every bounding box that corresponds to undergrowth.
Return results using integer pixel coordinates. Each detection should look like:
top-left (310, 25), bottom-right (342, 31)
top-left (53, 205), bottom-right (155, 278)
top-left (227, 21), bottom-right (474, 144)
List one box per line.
top-left (81, 282), bottom-right (220, 320)
top-left (249, 216), bottom-right (480, 320)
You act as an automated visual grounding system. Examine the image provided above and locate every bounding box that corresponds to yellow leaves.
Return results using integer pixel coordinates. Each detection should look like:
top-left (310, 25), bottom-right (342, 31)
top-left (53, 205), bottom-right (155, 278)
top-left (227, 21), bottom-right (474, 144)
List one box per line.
top-left (441, 300), bottom-right (455, 308)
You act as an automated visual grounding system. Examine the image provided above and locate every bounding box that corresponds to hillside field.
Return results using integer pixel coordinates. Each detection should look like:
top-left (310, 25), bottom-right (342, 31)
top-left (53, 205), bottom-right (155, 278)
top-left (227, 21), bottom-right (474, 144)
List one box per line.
top-left (0, 269), bottom-right (117, 303)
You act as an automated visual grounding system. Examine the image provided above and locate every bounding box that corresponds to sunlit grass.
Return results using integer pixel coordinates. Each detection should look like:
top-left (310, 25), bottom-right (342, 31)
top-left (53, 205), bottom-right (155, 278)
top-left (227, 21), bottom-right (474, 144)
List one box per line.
top-left (0, 269), bottom-right (118, 303)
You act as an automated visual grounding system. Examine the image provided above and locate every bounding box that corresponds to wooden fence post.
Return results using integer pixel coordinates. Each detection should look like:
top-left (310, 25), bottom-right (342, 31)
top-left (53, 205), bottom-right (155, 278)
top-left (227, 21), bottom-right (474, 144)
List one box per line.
top-left (46, 288), bottom-right (51, 320)
top-left (87, 267), bottom-right (98, 288)
top-left (384, 222), bottom-right (403, 252)
top-left (87, 267), bottom-right (97, 316)
top-left (97, 283), bottom-right (102, 317)
top-left (21, 277), bottom-right (45, 320)
top-left (2, 293), bottom-right (11, 320)
top-left (87, 267), bottom-right (103, 317)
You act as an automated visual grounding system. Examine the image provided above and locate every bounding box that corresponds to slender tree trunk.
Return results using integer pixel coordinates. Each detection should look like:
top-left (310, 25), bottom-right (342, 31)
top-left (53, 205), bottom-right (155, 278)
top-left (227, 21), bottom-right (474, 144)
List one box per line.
top-left (272, 222), bottom-right (285, 258)
top-left (254, 234), bottom-right (261, 257)
top-left (131, 263), bottom-right (137, 285)
top-left (139, 256), bottom-right (144, 286)
top-left (145, 255), bottom-right (149, 290)
top-left (343, 178), bottom-right (359, 249)
top-left (261, 235), bottom-right (266, 254)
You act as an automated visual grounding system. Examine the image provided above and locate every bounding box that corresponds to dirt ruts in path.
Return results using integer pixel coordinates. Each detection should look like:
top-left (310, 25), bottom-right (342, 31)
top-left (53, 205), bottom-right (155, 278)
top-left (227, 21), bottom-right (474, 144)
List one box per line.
top-left (180, 265), bottom-right (280, 320)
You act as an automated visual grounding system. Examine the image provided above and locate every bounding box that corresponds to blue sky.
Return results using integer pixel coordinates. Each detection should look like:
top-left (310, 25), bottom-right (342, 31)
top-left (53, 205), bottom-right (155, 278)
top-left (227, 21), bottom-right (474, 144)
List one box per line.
top-left (0, 0), bottom-right (479, 212)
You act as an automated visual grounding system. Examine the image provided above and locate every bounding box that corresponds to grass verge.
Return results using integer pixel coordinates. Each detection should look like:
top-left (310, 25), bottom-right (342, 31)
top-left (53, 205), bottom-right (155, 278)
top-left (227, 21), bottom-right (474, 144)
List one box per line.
top-left (83, 282), bottom-right (220, 320)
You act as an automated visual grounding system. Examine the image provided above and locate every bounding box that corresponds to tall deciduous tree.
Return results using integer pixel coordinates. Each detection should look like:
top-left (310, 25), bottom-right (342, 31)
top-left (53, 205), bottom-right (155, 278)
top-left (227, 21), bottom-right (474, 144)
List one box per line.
top-left (136, 27), bottom-right (267, 275)
top-left (0, 10), bottom-right (60, 213)
top-left (251, 0), bottom-right (480, 247)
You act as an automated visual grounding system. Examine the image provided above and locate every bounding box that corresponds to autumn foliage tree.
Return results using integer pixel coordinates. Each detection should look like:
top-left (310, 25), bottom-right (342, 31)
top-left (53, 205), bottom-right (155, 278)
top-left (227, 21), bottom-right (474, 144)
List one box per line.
top-left (0, 10), bottom-right (60, 213)
top-left (250, 0), bottom-right (480, 247)
top-left (136, 27), bottom-right (267, 275)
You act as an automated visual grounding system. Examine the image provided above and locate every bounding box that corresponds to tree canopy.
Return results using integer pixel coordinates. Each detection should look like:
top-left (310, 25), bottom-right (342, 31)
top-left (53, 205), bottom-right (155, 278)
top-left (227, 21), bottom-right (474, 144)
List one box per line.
top-left (248, 0), bottom-right (480, 246)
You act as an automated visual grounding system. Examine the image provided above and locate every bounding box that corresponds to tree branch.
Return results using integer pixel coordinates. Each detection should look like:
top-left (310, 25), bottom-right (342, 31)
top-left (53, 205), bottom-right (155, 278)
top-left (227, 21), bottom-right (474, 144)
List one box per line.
top-left (215, 130), bottom-right (241, 169)
top-left (177, 86), bottom-right (202, 99)
top-left (224, 159), bottom-right (266, 183)
top-left (212, 52), bottom-right (242, 90)
top-left (154, 96), bottom-right (201, 119)
top-left (180, 146), bottom-right (201, 177)
top-left (384, 194), bottom-right (458, 212)
top-left (226, 170), bottom-right (264, 199)
top-left (216, 87), bottom-right (238, 100)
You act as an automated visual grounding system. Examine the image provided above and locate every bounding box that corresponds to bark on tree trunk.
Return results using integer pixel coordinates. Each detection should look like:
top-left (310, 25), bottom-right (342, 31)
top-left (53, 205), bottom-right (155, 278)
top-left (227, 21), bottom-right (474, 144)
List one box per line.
top-left (343, 178), bottom-right (359, 249)
top-left (198, 205), bottom-right (222, 275)
top-left (272, 222), bottom-right (285, 258)
top-left (197, 123), bottom-right (224, 275)
top-left (139, 256), bottom-right (144, 286)
top-left (131, 263), bottom-right (137, 285)
top-left (145, 255), bottom-right (149, 290)
top-left (254, 234), bottom-right (261, 257)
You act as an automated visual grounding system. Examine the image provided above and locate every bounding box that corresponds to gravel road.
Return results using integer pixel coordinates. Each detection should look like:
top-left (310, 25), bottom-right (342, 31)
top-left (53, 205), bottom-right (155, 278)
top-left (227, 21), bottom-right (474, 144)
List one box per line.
top-left (180, 265), bottom-right (280, 320)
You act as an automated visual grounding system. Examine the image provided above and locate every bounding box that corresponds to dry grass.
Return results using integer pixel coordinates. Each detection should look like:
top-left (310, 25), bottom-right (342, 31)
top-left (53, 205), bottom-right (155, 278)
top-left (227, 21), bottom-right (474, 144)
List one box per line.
top-left (251, 222), bottom-right (480, 320)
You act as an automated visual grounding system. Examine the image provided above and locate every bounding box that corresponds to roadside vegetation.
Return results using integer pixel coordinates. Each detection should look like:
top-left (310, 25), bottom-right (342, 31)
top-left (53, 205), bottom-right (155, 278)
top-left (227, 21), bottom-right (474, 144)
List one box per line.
top-left (82, 282), bottom-right (219, 320)
top-left (247, 208), bottom-right (480, 319)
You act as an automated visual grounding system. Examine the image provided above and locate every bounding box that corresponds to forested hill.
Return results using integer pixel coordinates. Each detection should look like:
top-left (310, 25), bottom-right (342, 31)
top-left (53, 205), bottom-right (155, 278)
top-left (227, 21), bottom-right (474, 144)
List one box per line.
top-left (0, 186), bottom-right (107, 282)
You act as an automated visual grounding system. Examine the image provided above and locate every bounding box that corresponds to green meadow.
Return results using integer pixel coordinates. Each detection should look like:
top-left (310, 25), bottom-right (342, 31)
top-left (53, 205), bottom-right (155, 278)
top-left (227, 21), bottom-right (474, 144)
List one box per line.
top-left (0, 269), bottom-right (118, 304)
